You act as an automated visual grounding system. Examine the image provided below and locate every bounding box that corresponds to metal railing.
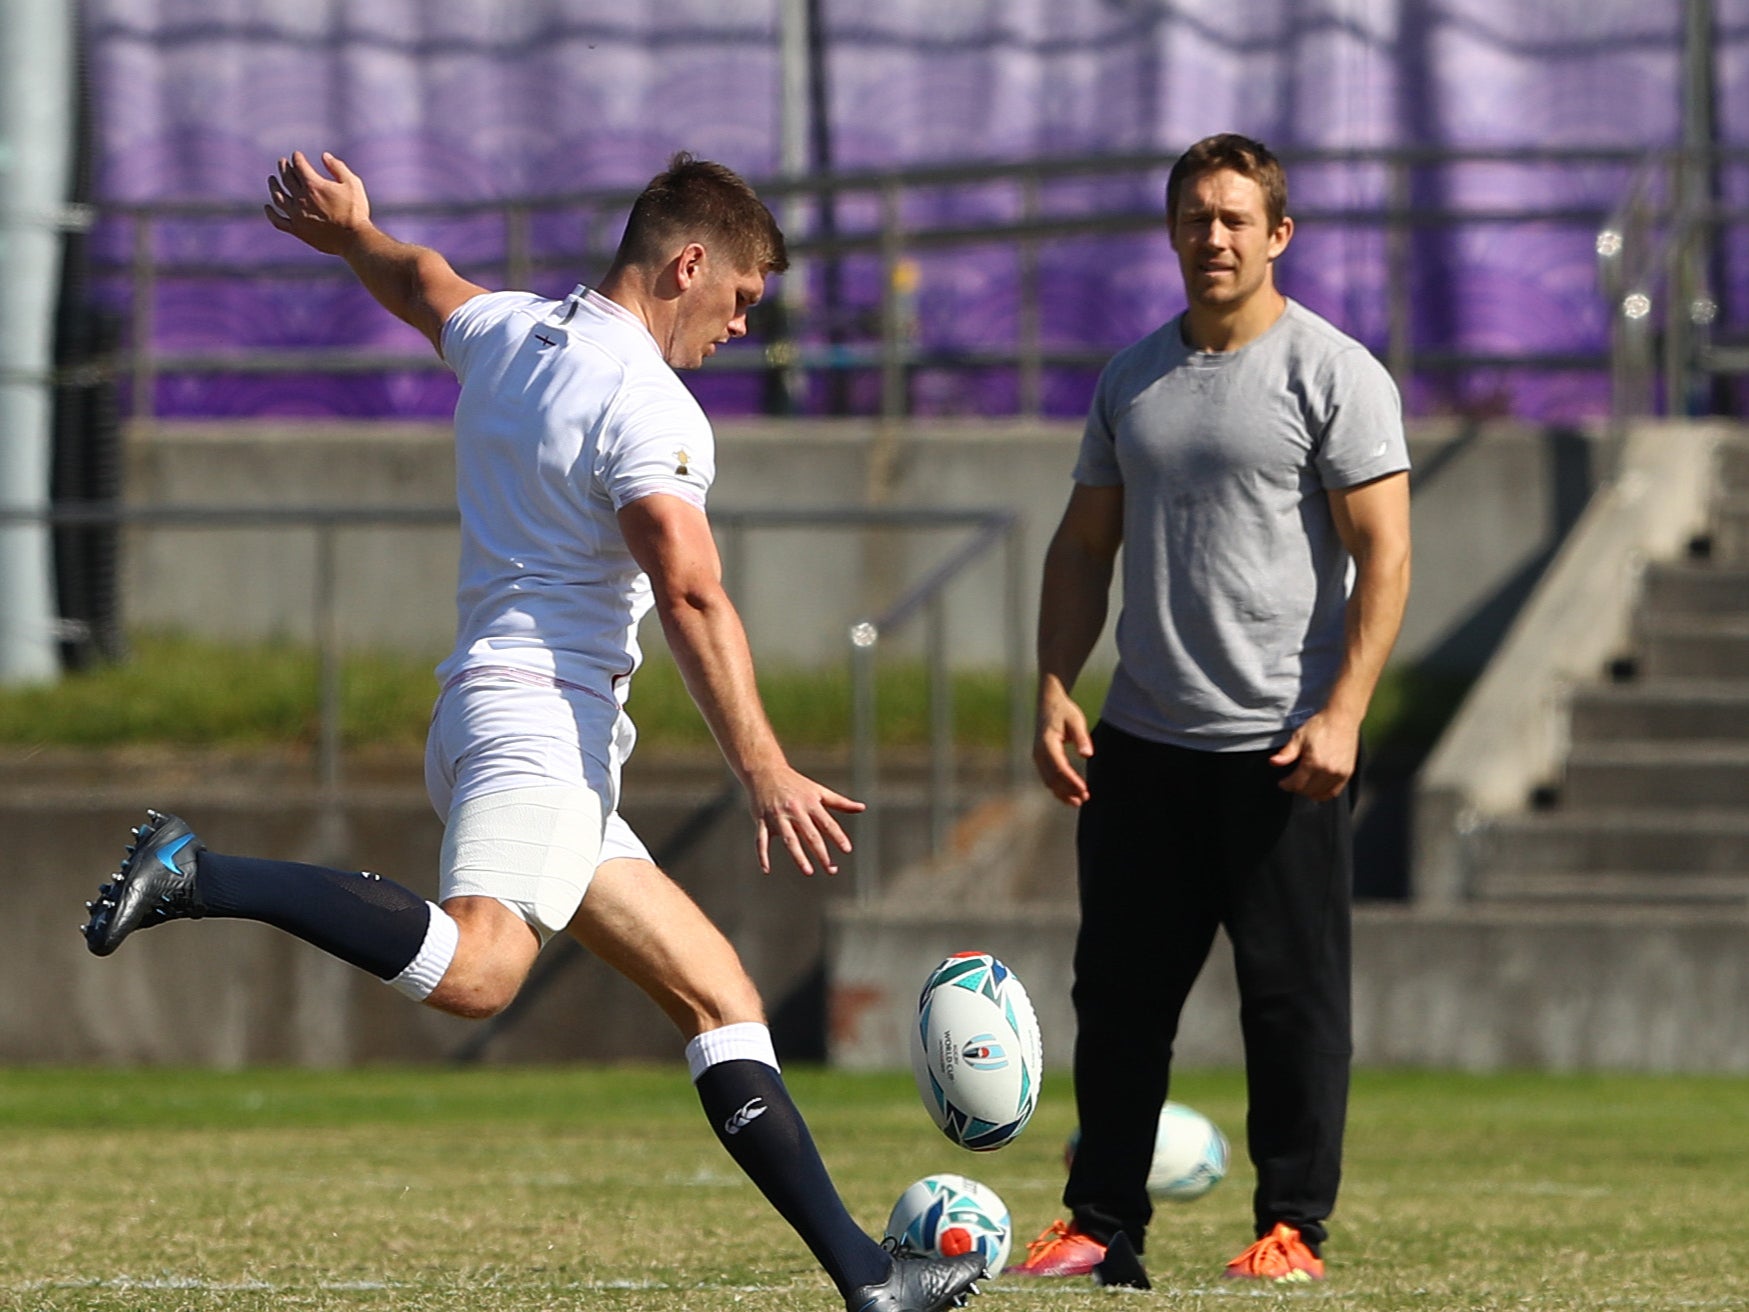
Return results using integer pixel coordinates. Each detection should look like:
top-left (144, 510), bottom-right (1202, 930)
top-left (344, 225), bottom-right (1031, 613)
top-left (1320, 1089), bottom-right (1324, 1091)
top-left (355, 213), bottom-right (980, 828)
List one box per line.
top-left (66, 145), bottom-right (1659, 421)
top-left (838, 508), bottom-right (1026, 898)
top-left (0, 501), bottom-right (1025, 894)
top-left (1596, 145), bottom-right (1749, 440)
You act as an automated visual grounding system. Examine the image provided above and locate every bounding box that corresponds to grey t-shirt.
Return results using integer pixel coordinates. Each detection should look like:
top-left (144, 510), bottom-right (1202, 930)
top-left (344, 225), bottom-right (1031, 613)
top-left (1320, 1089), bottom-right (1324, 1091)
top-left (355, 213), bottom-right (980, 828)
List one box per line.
top-left (1074, 299), bottom-right (1408, 751)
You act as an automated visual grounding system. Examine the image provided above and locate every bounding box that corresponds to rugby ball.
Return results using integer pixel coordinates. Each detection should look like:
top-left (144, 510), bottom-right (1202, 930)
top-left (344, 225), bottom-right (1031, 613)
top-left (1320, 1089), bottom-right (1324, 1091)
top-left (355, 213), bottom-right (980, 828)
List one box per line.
top-left (910, 951), bottom-right (1043, 1151)
top-left (884, 1173), bottom-right (1012, 1273)
top-left (1064, 1101), bottom-right (1229, 1201)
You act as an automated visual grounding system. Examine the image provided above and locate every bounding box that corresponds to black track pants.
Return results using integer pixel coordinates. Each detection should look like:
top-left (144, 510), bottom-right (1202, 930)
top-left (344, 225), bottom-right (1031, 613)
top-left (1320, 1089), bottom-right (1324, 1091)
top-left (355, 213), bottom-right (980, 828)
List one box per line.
top-left (1062, 722), bottom-right (1354, 1252)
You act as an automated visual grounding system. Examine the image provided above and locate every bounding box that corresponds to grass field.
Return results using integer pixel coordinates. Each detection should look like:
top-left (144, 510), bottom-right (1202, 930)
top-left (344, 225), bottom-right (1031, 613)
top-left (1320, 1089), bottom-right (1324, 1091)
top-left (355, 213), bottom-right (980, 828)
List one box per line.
top-left (0, 634), bottom-right (1470, 758)
top-left (2, 1065), bottom-right (1745, 1311)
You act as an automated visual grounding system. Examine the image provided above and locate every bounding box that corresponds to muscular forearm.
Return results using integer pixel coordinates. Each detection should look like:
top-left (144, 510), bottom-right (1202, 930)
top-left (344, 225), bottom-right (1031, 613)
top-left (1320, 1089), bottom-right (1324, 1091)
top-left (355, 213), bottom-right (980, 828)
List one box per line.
top-left (657, 585), bottom-right (787, 783)
top-left (337, 226), bottom-right (459, 344)
top-left (1323, 539), bottom-right (1411, 729)
top-left (1036, 540), bottom-right (1114, 705)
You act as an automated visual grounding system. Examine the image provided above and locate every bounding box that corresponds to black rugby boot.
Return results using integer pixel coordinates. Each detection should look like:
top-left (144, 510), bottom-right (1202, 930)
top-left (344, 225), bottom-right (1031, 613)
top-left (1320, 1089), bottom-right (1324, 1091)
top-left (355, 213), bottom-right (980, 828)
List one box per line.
top-left (83, 810), bottom-right (206, 956)
top-left (846, 1242), bottom-right (985, 1312)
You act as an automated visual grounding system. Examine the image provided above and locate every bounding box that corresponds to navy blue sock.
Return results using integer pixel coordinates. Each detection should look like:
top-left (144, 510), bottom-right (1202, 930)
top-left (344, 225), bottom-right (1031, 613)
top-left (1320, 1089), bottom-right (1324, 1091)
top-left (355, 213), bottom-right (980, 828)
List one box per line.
top-left (195, 852), bottom-right (431, 981)
top-left (695, 1059), bottom-right (891, 1295)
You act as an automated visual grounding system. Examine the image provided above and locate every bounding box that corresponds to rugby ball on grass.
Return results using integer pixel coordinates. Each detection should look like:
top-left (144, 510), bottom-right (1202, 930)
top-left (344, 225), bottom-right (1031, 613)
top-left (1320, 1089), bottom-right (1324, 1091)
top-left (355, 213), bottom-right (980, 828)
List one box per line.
top-left (884, 1173), bottom-right (1013, 1273)
top-left (1064, 1100), bottom-right (1229, 1201)
top-left (910, 951), bottom-right (1043, 1151)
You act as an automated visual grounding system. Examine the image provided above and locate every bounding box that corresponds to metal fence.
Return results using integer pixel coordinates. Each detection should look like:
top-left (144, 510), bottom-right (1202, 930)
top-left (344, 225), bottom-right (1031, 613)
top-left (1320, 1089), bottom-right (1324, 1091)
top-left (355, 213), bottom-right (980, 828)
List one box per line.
top-left (61, 145), bottom-right (1680, 421)
top-left (1596, 145), bottom-right (1749, 438)
top-left (1, 502), bottom-right (1025, 895)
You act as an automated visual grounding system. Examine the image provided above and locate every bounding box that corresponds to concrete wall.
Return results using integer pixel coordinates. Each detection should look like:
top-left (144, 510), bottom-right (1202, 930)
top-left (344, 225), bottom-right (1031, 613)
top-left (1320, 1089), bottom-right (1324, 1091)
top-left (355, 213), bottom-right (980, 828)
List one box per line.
top-left (15, 747), bottom-right (1013, 1067)
top-left (822, 783), bottom-right (1749, 1074)
top-left (19, 760), bottom-right (845, 1066)
top-left (120, 417), bottom-right (1606, 675)
top-left (826, 902), bottom-right (1749, 1073)
top-left (33, 758), bottom-right (1749, 1072)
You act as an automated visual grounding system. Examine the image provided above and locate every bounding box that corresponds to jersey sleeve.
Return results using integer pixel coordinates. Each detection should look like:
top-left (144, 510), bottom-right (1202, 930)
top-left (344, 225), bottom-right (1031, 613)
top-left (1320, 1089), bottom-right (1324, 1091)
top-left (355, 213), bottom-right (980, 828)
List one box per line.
top-left (1313, 347), bottom-right (1411, 489)
top-left (1071, 363), bottom-right (1124, 487)
top-left (439, 291), bottom-right (545, 384)
top-left (595, 375), bottom-right (716, 512)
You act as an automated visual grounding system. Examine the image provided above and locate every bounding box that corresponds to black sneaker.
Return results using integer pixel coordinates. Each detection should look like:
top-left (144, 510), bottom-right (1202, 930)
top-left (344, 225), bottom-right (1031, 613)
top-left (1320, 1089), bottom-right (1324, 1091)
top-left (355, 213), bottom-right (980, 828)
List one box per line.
top-left (83, 810), bottom-right (207, 956)
top-left (846, 1241), bottom-right (985, 1312)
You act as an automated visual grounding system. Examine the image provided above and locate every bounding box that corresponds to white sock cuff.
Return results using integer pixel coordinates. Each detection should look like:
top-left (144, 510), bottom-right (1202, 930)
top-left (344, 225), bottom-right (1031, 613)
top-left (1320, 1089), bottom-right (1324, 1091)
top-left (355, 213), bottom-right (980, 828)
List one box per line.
top-left (387, 902), bottom-right (459, 1001)
top-left (686, 1021), bottom-right (779, 1082)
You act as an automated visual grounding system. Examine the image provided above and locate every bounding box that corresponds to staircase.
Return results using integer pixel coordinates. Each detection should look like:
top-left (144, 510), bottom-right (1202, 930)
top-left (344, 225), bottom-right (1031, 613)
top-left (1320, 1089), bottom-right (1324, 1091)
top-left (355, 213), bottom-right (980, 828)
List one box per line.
top-left (1468, 441), bottom-right (1749, 908)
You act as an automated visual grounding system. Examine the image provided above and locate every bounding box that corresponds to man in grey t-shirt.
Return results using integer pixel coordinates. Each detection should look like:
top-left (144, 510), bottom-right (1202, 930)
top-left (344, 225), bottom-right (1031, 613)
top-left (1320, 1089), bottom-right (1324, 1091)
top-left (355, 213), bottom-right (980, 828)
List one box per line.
top-left (1010, 134), bottom-right (1411, 1288)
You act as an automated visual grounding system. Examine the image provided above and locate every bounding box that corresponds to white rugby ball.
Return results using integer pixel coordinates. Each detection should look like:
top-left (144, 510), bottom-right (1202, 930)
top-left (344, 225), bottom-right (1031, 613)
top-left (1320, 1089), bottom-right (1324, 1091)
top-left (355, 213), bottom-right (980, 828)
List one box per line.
top-left (884, 1173), bottom-right (1012, 1274)
top-left (910, 951), bottom-right (1043, 1151)
top-left (1064, 1101), bottom-right (1229, 1201)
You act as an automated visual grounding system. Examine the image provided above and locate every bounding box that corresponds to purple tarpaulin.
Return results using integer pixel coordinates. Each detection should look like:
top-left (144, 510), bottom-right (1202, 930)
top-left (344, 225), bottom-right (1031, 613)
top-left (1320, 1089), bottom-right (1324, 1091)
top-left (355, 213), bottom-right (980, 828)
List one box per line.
top-left (84, 1), bottom-right (1711, 422)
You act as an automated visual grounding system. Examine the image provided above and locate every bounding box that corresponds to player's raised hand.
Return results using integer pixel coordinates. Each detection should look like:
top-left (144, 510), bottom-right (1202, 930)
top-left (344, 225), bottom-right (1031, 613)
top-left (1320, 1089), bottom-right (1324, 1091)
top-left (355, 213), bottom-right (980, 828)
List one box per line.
top-left (265, 150), bottom-right (372, 255)
top-left (742, 763), bottom-right (864, 877)
top-left (1034, 677), bottom-right (1093, 806)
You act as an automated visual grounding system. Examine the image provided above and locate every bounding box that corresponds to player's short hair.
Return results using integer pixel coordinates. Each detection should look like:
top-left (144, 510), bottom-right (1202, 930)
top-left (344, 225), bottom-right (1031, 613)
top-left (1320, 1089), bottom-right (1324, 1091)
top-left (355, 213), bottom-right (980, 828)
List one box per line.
top-left (1166, 133), bottom-right (1289, 231)
top-left (613, 151), bottom-right (789, 276)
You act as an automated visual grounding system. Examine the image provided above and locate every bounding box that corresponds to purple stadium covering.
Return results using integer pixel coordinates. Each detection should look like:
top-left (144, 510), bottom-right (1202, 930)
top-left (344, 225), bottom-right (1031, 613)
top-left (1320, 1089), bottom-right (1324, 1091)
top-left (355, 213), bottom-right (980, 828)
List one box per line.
top-left (83, 1), bottom-right (1726, 422)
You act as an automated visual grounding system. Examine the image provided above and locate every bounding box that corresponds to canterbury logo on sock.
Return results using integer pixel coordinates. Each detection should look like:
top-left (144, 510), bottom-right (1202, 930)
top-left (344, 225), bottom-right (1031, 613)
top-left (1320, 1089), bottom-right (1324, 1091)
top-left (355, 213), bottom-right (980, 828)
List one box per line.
top-left (724, 1098), bottom-right (767, 1135)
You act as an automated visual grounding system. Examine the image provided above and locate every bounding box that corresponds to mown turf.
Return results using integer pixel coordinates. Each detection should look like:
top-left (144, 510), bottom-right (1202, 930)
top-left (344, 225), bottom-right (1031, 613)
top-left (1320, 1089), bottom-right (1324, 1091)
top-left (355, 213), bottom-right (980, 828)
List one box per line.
top-left (1, 1065), bottom-right (1745, 1310)
top-left (0, 634), bottom-right (1456, 758)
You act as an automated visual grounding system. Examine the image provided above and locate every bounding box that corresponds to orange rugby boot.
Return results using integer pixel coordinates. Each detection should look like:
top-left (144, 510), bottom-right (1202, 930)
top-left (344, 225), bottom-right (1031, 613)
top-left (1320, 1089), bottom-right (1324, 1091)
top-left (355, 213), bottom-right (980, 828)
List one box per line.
top-left (1221, 1221), bottom-right (1326, 1283)
top-left (1004, 1219), bottom-right (1107, 1277)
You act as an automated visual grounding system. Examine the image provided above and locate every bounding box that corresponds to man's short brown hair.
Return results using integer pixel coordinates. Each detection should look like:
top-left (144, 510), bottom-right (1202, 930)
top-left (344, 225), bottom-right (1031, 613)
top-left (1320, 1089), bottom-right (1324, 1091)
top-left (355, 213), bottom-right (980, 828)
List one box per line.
top-left (614, 151), bottom-right (789, 275)
top-left (1166, 133), bottom-right (1289, 231)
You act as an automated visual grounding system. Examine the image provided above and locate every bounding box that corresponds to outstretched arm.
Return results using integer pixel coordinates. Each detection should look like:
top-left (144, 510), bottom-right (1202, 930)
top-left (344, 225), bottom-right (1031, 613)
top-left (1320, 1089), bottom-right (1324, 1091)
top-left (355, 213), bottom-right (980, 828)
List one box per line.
top-left (618, 492), bottom-right (865, 876)
top-left (1270, 470), bottom-right (1411, 800)
top-left (1034, 482), bottom-right (1124, 807)
top-left (264, 150), bottom-right (487, 355)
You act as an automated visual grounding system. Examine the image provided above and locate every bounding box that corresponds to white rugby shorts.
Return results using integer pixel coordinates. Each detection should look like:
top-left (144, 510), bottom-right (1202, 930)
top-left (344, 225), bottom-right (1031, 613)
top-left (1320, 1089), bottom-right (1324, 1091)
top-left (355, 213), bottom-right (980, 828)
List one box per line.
top-left (424, 669), bottom-right (653, 940)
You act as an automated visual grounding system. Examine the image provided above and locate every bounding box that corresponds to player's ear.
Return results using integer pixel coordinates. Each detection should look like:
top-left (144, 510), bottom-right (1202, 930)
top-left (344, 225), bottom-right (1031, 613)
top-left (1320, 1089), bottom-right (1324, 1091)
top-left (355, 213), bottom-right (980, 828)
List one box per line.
top-left (1268, 215), bottom-right (1294, 260)
top-left (674, 242), bottom-right (708, 289)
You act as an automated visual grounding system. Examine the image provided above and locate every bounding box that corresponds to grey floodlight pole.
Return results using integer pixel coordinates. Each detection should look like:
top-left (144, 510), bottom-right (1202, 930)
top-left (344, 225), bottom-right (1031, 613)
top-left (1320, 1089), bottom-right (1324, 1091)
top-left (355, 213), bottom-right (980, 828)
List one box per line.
top-left (0, 0), bottom-right (74, 684)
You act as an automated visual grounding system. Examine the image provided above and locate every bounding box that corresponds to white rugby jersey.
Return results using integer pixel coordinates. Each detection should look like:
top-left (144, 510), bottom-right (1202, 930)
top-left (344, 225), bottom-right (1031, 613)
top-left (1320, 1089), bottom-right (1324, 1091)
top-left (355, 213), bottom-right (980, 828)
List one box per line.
top-left (433, 285), bottom-right (716, 704)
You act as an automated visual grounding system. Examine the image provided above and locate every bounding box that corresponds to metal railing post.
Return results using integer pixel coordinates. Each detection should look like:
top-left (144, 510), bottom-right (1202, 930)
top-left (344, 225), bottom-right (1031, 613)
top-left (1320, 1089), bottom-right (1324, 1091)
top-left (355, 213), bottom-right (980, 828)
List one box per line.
top-left (1385, 158), bottom-right (1414, 386)
top-left (1004, 518), bottom-right (1029, 791)
top-left (130, 213), bottom-right (156, 420)
top-left (314, 519), bottom-right (343, 816)
top-left (878, 182), bottom-right (907, 423)
top-left (1018, 174), bottom-right (1043, 419)
top-left (850, 620), bottom-right (880, 900)
top-left (927, 591), bottom-right (953, 857)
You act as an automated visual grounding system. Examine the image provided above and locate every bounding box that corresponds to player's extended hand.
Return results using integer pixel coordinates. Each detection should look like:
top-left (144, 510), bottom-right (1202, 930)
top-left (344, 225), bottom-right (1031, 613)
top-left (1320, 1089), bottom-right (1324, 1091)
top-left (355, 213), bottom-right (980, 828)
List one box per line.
top-left (264, 150), bottom-right (372, 255)
top-left (1033, 679), bottom-right (1093, 807)
top-left (1269, 711), bottom-right (1359, 801)
top-left (743, 763), bottom-right (865, 877)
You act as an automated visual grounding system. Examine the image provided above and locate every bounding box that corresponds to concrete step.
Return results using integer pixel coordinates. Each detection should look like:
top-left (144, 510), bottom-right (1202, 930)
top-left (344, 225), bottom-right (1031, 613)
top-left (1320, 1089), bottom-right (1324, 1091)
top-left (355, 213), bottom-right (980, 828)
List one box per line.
top-left (1715, 494), bottom-right (1749, 565)
top-left (1635, 615), bottom-right (1749, 679)
top-left (1720, 441), bottom-right (1749, 493)
top-left (1471, 870), bottom-right (1749, 909)
top-left (1560, 742), bottom-right (1749, 809)
top-left (1476, 809), bottom-right (1749, 873)
top-left (1640, 562), bottom-right (1749, 617)
top-left (1570, 680), bottom-right (1749, 742)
